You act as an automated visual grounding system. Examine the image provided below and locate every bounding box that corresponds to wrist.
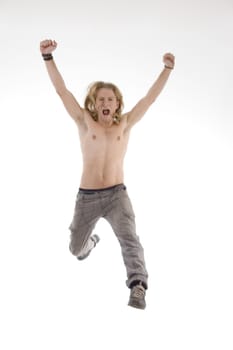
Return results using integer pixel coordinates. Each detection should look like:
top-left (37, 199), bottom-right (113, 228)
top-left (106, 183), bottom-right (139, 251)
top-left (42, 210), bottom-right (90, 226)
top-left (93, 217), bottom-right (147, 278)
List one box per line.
top-left (164, 65), bottom-right (174, 70)
top-left (42, 53), bottom-right (53, 61)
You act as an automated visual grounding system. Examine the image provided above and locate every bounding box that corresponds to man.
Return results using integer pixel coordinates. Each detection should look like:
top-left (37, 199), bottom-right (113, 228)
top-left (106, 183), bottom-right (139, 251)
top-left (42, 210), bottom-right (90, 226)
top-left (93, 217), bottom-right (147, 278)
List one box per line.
top-left (40, 39), bottom-right (175, 310)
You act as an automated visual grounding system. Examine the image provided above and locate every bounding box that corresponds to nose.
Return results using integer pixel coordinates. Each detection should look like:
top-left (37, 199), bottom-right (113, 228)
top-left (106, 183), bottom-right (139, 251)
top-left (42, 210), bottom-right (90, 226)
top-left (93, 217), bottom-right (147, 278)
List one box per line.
top-left (102, 100), bottom-right (108, 107)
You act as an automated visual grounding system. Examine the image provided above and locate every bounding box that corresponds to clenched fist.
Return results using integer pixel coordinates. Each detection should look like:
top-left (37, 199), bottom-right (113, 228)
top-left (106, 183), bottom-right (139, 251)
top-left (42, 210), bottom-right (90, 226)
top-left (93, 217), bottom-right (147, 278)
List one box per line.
top-left (40, 39), bottom-right (57, 54)
top-left (163, 53), bottom-right (175, 69)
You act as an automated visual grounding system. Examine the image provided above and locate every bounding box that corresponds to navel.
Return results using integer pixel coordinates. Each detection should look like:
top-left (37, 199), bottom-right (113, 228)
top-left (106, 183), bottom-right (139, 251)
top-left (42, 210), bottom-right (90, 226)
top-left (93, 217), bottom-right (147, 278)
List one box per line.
top-left (92, 134), bottom-right (96, 140)
top-left (117, 136), bottom-right (121, 141)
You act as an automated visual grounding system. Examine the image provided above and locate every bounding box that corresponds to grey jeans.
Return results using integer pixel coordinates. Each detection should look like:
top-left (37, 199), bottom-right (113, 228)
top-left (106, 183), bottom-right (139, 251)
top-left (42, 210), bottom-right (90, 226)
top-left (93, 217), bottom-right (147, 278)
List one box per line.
top-left (69, 184), bottom-right (148, 289)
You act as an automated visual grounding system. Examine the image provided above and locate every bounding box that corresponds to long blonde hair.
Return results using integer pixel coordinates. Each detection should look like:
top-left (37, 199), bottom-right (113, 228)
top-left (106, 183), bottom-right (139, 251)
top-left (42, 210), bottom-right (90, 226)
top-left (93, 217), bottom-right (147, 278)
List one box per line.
top-left (84, 81), bottom-right (124, 124)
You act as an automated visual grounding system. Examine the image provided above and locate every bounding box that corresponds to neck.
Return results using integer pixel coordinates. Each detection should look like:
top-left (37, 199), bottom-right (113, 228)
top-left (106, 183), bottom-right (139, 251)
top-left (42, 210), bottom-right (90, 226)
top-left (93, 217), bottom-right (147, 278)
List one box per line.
top-left (98, 117), bottom-right (114, 128)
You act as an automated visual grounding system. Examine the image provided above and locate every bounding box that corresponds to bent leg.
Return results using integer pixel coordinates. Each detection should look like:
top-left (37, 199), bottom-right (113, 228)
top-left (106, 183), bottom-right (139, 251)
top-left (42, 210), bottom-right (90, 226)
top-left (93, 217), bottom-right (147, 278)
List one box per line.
top-left (69, 193), bottom-right (100, 257)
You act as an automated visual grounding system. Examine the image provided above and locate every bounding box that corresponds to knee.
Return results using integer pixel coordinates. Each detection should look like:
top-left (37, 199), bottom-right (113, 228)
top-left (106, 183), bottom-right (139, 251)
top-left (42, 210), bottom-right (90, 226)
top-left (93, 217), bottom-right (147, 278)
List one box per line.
top-left (69, 228), bottom-right (83, 257)
top-left (69, 242), bottom-right (79, 256)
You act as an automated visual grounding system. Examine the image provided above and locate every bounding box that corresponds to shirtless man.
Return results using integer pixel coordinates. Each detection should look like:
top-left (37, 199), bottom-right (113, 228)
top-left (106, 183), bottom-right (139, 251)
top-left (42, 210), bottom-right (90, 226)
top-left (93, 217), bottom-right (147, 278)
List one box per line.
top-left (40, 39), bottom-right (175, 309)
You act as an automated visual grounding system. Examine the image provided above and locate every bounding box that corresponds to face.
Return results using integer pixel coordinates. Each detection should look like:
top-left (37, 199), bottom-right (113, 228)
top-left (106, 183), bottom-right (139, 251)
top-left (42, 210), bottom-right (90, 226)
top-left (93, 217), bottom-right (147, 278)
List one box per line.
top-left (95, 88), bottom-right (119, 126)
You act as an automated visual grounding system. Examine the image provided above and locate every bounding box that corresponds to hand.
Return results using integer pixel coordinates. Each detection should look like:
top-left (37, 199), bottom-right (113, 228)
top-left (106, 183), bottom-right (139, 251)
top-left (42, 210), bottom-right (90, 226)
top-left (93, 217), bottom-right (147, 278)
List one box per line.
top-left (40, 39), bottom-right (57, 54)
top-left (163, 53), bottom-right (175, 69)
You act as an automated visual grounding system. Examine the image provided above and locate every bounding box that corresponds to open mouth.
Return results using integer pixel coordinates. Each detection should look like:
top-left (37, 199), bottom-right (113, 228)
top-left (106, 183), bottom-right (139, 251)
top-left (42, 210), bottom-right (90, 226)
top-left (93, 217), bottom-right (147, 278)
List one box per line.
top-left (102, 109), bottom-right (110, 116)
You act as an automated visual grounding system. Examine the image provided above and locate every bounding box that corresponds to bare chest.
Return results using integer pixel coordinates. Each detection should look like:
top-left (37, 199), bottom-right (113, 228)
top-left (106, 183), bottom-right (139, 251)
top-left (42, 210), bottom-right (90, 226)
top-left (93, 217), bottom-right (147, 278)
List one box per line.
top-left (79, 118), bottom-right (129, 158)
top-left (82, 127), bottom-right (128, 149)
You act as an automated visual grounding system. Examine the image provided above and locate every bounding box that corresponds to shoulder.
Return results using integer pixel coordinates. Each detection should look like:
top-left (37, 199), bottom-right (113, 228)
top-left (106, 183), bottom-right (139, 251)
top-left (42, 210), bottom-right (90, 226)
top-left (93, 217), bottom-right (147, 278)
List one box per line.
top-left (121, 112), bottom-right (133, 133)
top-left (78, 109), bottom-right (100, 131)
top-left (83, 109), bottom-right (98, 125)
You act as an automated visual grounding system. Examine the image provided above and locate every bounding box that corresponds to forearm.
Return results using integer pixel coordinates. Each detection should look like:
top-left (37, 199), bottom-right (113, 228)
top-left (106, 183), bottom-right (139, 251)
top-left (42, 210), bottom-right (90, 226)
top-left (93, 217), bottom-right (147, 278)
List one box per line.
top-left (146, 66), bottom-right (173, 104)
top-left (43, 56), bottom-right (67, 95)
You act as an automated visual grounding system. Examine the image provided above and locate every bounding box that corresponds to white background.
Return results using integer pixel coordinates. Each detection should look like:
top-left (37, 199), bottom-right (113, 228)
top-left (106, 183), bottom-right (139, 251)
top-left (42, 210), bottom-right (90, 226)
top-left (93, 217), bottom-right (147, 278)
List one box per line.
top-left (0, 0), bottom-right (233, 349)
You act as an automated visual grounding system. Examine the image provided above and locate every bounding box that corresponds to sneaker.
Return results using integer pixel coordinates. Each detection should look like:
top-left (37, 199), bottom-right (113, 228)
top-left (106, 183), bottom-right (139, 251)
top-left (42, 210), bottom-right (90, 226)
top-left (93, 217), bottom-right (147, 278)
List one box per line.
top-left (128, 282), bottom-right (146, 310)
top-left (77, 234), bottom-right (100, 260)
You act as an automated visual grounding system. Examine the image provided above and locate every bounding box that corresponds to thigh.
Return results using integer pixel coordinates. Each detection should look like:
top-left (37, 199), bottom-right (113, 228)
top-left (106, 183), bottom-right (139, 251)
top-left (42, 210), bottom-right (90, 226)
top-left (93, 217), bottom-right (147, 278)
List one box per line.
top-left (106, 188), bottom-right (136, 234)
top-left (69, 192), bottom-right (102, 231)
top-left (69, 193), bottom-right (101, 255)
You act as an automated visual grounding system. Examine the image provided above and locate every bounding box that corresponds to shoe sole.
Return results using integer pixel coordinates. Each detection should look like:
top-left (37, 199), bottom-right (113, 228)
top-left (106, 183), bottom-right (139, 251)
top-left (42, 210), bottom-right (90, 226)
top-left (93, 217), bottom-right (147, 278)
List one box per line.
top-left (128, 301), bottom-right (146, 310)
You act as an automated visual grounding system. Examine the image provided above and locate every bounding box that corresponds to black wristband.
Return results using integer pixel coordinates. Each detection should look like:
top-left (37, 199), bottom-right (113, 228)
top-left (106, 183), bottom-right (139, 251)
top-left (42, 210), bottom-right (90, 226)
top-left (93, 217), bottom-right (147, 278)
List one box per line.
top-left (42, 53), bottom-right (53, 61)
top-left (164, 65), bottom-right (173, 70)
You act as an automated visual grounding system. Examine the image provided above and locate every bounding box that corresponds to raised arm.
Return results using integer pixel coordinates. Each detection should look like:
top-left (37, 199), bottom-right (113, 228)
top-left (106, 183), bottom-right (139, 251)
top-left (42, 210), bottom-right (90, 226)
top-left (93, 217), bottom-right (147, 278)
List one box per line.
top-left (40, 39), bottom-right (84, 123)
top-left (126, 53), bottom-right (175, 129)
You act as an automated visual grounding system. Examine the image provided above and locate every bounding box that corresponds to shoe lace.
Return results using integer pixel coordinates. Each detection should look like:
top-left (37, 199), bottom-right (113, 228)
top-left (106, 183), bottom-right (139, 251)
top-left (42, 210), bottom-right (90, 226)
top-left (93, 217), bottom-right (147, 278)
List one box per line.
top-left (132, 285), bottom-right (145, 298)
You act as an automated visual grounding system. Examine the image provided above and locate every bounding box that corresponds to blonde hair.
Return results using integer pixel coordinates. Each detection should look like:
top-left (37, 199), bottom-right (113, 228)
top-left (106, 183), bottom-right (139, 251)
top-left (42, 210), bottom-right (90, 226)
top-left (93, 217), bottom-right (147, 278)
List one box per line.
top-left (84, 81), bottom-right (124, 124)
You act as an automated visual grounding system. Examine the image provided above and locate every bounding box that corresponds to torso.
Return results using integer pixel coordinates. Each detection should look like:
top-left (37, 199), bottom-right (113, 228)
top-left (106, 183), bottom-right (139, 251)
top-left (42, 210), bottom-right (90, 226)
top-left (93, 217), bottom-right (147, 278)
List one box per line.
top-left (76, 110), bottom-right (130, 189)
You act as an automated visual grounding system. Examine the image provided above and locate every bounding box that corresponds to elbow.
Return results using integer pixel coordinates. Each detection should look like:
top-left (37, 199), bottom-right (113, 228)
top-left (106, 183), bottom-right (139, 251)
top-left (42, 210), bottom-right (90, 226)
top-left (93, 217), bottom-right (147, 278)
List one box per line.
top-left (147, 93), bottom-right (158, 105)
top-left (145, 95), bottom-right (156, 106)
top-left (54, 80), bottom-right (67, 97)
top-left (56, 89), bottom-right (63, 97)
top-left (56, 86), bottom-right (66, 97)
